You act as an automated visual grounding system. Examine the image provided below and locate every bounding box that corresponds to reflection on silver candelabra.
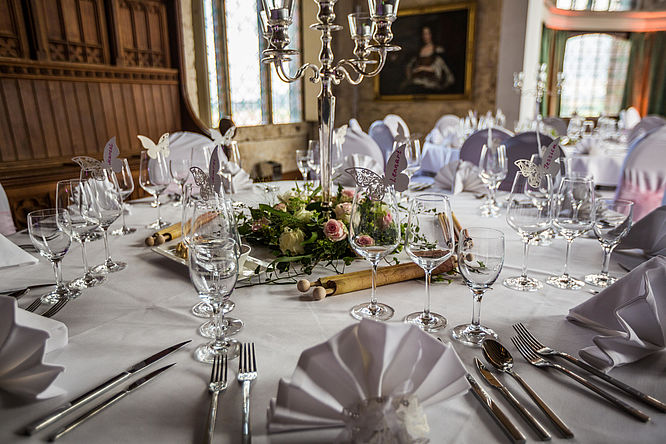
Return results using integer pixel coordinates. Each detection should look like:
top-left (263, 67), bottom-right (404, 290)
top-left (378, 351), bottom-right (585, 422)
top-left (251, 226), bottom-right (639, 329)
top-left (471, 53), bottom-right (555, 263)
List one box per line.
top-left (513, 63), bottom-right (564, 118)
top-left (259, 0), bottom-right (401, 204)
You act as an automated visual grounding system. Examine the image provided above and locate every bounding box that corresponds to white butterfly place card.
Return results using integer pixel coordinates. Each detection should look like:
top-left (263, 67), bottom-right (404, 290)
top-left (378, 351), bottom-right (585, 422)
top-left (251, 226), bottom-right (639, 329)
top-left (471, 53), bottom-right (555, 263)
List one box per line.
top-left (137, 132), bottom-right (170, 159)
top-left (208, 117), bottom-right (236, 148)
top-left (72, 136), bottom-right (123, 178)
top-left (345, 143), bottom-right (409, 201)
top-left (514, 138), bottom-right (563, 187)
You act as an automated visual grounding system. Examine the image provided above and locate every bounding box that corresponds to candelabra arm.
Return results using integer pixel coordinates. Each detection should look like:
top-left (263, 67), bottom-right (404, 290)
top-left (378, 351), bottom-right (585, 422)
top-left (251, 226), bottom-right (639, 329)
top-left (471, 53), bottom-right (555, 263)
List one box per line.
top-left (334, 62), bottom-right (365, 85)
top-left (272, 59), bottom-right (320, 84)
top-left (335, 50), bottom-right (387, 81)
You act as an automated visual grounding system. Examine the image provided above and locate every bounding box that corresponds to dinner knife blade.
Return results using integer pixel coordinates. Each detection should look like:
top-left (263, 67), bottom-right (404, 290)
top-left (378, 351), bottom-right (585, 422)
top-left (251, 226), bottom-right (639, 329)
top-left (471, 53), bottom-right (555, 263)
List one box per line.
top-left (48, 364), bottom-right (175, 442)
top-left (21, 340), bottom-right (190, 435)
top-left (475, 357), bottom-right (504, 389)
top-left (466, 373), bottom-right (526, 443)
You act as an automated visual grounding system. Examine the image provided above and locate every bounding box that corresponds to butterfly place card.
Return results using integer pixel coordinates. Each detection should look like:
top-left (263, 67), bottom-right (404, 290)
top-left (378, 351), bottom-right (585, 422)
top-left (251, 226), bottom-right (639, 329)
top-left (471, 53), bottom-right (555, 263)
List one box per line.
top-left (189, 146), bottom-right (222, 200)
top-left (208, 117), bottom-right (236, 148)
top-left (514, 138), bottom-right (563, 187)
top-left (72, 136), bottom-right (123, 179)
top-left (137, 132), bottom-right (170, 159)
top-left (345, 143), bottom-right (409, 201)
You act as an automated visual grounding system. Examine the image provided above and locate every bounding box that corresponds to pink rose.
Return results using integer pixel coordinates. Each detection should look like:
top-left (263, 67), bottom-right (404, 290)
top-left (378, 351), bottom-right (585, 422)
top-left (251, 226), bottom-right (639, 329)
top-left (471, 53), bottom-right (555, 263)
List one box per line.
top-left (381, 212), bottom-right (393, 228)
top-left (251, 217), bottom-right (269, 232)
top-left (274, 203), bottom-right (287, 212)
top-left (340, 189), bottom-right (355, 202)
top-left (334, 202), bottom-right (352, 223)
top-left (323, 219), bottom-right (348, 242)
top-left (356, 235), bottom-right (375, 247)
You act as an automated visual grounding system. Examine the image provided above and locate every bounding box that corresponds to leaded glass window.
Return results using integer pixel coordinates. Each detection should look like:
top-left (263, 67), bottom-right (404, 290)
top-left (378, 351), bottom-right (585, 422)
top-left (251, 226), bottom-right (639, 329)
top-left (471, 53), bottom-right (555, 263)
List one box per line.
top-left (555, 0), bottom-right (633, 11)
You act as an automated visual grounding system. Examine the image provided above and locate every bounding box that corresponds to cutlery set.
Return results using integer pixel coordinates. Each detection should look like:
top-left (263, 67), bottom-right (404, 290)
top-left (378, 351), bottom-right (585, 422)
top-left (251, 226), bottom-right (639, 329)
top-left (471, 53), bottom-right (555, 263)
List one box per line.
top-left (466, 324), bottom-right (665, 442)
top-left (0, 283), bottom-right (72, 318)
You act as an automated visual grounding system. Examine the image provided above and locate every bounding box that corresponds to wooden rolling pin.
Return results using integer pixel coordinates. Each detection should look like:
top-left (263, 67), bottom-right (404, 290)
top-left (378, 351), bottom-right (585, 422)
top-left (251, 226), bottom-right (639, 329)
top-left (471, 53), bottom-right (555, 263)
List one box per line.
top-left (145, 223), bottom-right (182, 246)
top-left (297, 257), bottom-right (456, 299)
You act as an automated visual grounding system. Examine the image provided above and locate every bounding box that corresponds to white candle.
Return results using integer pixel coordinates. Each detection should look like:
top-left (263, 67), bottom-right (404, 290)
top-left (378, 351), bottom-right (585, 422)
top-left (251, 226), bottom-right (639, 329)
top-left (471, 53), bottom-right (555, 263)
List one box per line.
top-left (270, 8), bottom-right (289, 20)
top-left (361, 23), bottom-right (372, 36)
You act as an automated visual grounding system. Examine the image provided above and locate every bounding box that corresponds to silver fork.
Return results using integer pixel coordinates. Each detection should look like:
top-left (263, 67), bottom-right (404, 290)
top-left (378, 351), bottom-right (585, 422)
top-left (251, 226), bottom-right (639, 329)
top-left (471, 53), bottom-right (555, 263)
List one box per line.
top-left (25, 298), bottom-right (44, 313)
top-left (42, 298), bottom-right (69, 318)
top-left (238, 343), bottom-right (257, 444)
top-left (204, 354), bottom-right (228, 444)
top-left (513, 323), bottom-right (666, 412)
top-left (511, 336), bottom-right (649, 422)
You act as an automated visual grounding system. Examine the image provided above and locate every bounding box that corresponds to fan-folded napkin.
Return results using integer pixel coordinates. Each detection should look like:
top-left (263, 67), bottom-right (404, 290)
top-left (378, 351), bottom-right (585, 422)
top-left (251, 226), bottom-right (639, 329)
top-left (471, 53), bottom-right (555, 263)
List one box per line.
top-left (0, 233), bottom-right (38, 269)
top-left (0, 295), bottom-right (67, 402)
top-left (567, 256), bottom-right (666, 371)
top-left (617, 206), bottom-right (665, 257)
top-left (434, 160), bottom-right (486, 194)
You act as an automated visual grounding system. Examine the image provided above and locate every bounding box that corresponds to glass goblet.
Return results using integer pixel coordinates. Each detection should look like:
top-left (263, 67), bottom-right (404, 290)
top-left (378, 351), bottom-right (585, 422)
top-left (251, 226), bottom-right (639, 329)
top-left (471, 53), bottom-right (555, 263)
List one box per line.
top-left (504, 172), bottom-right (553, 291)
top-left (189, 239), bottom-right (240, 362)
top-left (28, 209), bottom-right (81, 303)
top-left (307, 140), bottom-right (321, 185)
top-left (400, 136), bottom-right (422, 188)
top-left (221, 141), bottom-right (242, 194)
top-left (585, 198), bottom-right (633, 287)
top-left (547, 176), bottom-right (595, 290)
top-left (348, 186), bottom-right (400, 321)
top-left (169, 158), bottom-right (191, 206)
top-left (111, 158), bottom-right (136, 235)
top-left (479, 144), bottom-right (508, 217)
top-left (139, 151), bottom-right (171, 229)
top-left (56, 179), bottom-right (107, 290)
top-left (452, 227), bottom-right (505, 346)
top-left (295, 149), bottom-right (311, 182)
top-left (404, 193), bottom-right (454, 331)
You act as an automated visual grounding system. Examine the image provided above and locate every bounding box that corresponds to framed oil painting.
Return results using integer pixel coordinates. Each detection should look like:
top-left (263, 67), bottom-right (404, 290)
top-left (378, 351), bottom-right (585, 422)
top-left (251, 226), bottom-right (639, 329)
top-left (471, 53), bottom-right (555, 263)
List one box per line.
top-left (375, 2), bottom-right (476, 101)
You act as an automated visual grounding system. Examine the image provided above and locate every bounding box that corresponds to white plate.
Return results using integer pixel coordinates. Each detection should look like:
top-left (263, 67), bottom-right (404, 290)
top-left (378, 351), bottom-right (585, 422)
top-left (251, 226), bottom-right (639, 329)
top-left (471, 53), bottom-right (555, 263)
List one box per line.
top-left (151, 240), bottom-right (268, 281)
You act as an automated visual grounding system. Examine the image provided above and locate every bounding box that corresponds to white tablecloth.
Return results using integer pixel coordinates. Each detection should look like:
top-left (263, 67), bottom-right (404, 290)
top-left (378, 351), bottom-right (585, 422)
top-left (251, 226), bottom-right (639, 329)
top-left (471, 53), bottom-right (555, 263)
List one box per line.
top-left (1, 183), bottom-right (664, 443)
top-left (565, 139), bottom-right (628, 187)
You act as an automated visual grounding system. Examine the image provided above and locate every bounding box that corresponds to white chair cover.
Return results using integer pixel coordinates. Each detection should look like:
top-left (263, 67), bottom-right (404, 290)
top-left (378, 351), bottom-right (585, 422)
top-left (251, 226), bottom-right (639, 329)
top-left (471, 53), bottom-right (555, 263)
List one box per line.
top-left (383, 114), bottom-right (410, 139)
top-left (628, 116), bottom-right (666, 144)
top-left (341, 126), bottom-right (385, 167)
top-left (434, 115), bottom-right (460, 135)
top-left (616, 126), bottom-right (666, 221)
top-left (168, 131), bottom-right (215, 170)
top-left (368, 121), bottom-right (395, 163)
top-left (0, 182), bottom-right (15, 235)
top-left (348, 118), bottom-right (362, 132)
top-left (625, 106), bottom-right (641, 129)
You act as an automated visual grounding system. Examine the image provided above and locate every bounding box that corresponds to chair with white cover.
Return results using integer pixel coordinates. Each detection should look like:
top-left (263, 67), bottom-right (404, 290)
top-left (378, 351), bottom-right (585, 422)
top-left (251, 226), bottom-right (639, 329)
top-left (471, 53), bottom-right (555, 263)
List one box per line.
top-left (0, 182), bottom-right (16, 235)
top-left (542, 117), bottom-right (567, 137)
top-left (434, 114), bottom-right (460, 135)
top-left (348, 118), bottom-right (363, 132)
top-left (624, 106), bottom-right (641, 129)
top-left (499, 132), bottom-right (556, 191)
top-left (459, 128), bottom-right (513, 166)
top-left (628, 115), bottom-right (666, 144)
top-left (368, 121), bottom-right (396, 162)
top-left (341, 125), bottom-right (385, 167)
top-left (616, 126), bottom-right (666, 221)
top-left (383, 114), bottom-right (410, 139)
top-left (169, 131), bottom-right (215, 171)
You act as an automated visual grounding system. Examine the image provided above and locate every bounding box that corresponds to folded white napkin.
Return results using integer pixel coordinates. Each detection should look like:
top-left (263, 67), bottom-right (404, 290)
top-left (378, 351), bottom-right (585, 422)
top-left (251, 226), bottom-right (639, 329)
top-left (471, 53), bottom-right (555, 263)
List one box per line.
top-left (0, 233), bottom-right (38, 270)
top-left (434, 160), bottom-right (486, 194)
top-left (267, 319), bottom-right (468, 442)
top-left (426, 128), bottom-right (444, 145)
top-left (337, 154), bottom-right (383, 187)
top-left (0, 295), bottom-right (67, 401)
top-left (617, 206), bottom-right (666, 257)
top-left (222, 161), bottom-right (253, 192)
top-left (567, 256), bottom-right (666, 371)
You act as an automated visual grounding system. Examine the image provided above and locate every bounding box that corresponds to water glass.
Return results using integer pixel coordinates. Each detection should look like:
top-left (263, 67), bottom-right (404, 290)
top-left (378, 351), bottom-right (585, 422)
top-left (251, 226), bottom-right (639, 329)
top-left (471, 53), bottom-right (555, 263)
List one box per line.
top-left (169, 158), bottom-right (191, 206)
top-left (478, 144), bottom-right (507, 217)
top-left (400, 136), bottom-right (422, 184)
top-left (111, 158), bottom-right (136, 235)
top-left (221, 141), bottom-right (242, 193)
top-left (295, 149), bottom-right (311, 181)
top-left (404, 194), bottom-right (454, 331)
top-left (585, 199), bottom-right (633, 287)
top-left (307, 140), bottom-right (321, 184)
top-left (28, 209), bottom-right (81, 303)
top-left (348, 186), bottom-right (400, 321)
top-left (139, 151), bottom-right (171, 229)
top-left (452, 227), bottom-right (505, 346)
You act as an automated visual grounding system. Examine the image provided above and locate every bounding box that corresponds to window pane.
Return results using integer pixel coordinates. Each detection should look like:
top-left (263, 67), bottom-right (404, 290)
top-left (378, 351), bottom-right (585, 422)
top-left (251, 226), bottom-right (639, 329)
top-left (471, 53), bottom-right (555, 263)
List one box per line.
top-left (204, 0), bottom-right (220, 124)
top-left (270, 1), bottom-right (302, 124)
top-left (556, 0), bottom-right (632, 11)
top-left (559, 33), bottom-right (630, 117)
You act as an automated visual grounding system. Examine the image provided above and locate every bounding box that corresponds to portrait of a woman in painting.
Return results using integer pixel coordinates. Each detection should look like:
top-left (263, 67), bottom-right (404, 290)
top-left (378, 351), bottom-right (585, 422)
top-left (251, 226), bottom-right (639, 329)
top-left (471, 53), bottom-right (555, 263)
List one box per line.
top-left (402, 25), bottom-right (455, 93)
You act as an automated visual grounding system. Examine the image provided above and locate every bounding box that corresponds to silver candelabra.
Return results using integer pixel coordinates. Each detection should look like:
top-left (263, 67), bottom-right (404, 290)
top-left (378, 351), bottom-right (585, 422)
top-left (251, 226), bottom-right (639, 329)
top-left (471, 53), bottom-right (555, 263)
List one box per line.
top-left (513, 63), bottom-right (564, 119)
top-left (259, 0), bottom-right (401, 203)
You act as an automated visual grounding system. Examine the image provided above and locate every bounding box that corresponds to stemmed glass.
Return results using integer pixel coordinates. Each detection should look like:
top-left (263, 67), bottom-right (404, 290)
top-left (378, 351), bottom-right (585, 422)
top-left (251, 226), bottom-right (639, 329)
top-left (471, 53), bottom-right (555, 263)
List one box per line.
top-left (404, 194), bottom-right (455, 331)
top-left (169, 158), bottom-right (191, 206)
top-left (56, 179), bottom-right (107, 289)
top-left (453, 227), bottom-right (505, 346)
top-left (504, 172), bottom-right (553, 291)
top-left (295, 149), bottom-right (311, 182)
top-left (585, 199), bottom-right (633, 287)
top-left (28, 209), bottom-right (81, 303)
top-left (139, 151), bottom-right (171, 229)
top-left (80, 169), bottom-right (126, 273)
top-left (401, 136), bottom-right (422, 188)
top-left (111, 158), bottom-right (136, 236)
top-left (478, 144), bottom-right (508, 217)
top-left (547, 176), bottom-right (595, 290)
top-left (189, 238), bottom-right (240, 362)
top-left (307, 140), bottom-right (321, 185)
top-left (348, 186), bottom-right (400, 321)
top-left (221, 141), bottom-right (242, 194)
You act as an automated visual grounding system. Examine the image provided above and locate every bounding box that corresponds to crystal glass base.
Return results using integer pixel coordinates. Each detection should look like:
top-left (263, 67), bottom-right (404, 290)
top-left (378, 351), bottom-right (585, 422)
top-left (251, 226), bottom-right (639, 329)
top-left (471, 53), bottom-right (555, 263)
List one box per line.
top-left (546, 274), bottom-right (585, 290)
top-left (199, 317), bottom-right (243, 338)
top-left (69, 273), bottom-right (107, 290)
top-left (191, 300), bottom-right (235, 318)
top-left (404, 311), bottom-right (447, 332)
top-left (584, 273), bottom-right (617, 288)
top-left (503, 276), bottom-right (543, 291)
top-left (111, 226), bottom-right (136, 236)
top-left (92, 260), bottom-right (127, 274)
top-left (480, 202), bottom-right (501, 218)
top-left (350, 302), bottom-right (394, 321)
top-left (194, 339), bottom-right (240, 363)
top-left (146, 219), bottom-right (169, 229)
top-left (451, 323), bottom-right (497, 347)
top-left (40, 286), bottom-right (81, 304)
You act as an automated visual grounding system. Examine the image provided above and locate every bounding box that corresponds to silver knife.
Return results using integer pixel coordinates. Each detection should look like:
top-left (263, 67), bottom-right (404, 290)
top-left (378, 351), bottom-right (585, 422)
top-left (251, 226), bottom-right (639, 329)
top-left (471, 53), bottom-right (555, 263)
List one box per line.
top-left (475, 358), bottom-right (552, 441)
top-left (22, 340), bottom-right (190, 435)
top-left (466, 373), bottom-right (526, 443)
top-left (48, 364), bottom-right (175, 441)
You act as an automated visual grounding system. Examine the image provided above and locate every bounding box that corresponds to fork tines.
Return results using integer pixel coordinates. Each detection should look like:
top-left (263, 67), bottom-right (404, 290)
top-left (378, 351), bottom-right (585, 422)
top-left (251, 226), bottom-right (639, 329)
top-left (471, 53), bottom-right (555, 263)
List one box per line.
top-left (25, 298), bottom-right (43, 313)
top-left (210, 354), bottom-right (228, 387)
top-left (511, 336), bottom-right (540, 363)
top-left (42, 299), bottom-right (69, 318)
top-left (239, 343), bottom-right (257, 374)
top-left (513, 323), bottom-right (546, 350)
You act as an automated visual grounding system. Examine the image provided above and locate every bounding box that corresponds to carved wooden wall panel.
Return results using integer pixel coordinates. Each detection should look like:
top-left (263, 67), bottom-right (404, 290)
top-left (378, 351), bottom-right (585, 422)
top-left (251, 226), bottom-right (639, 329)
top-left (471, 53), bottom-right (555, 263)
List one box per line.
top-left (112, 0), bottom-right (170, 67)
top-left (0, 0), bottom-right (29, 58)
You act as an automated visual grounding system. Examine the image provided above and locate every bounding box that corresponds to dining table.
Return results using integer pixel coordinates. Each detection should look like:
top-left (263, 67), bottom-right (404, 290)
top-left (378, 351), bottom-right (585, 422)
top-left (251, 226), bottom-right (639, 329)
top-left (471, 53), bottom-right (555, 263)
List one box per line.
top-left (1, 181), bottom-right (664, 443)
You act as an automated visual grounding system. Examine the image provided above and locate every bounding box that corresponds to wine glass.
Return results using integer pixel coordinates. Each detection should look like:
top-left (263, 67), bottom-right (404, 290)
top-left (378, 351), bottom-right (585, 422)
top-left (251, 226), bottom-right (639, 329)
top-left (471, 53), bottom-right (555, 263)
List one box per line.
top-left (547, 176), bottom-right (595, 290)
top-left (139, 151), bottom-right (171, 229)
top-left (28, 209), bottom-right (81, 303)
top-left (111, 158), bottom-right (136, 236)
top-left (452, 227), bottom-right (505, 346)
top-left (332, 137), bottom-right (344, 174)
top-left (169, 158), bottom-right (191, 206)
top-left (404, 194), bottom-right (455, 331)
top-left (221, 141), bottom-right (242, 194)
top-left (80, 169), bottom-right (126, 273)
top-left (295, 149), bottom-right (311, 182)
top-left (347, 186), bottom-right (400, 321)
top-left (585, 199), bottom-right (633, 287)
top-left (307, 140), bottom-right (321, 185)
top-left (401, 136), bottom-right (422, 187)
top-left (478, 144), bottom-right (508, 217)
top-left (56, 179), bottom-right (107, 290)
top-left (189, 238), bottom-right (240, 362)
top-left (504, 172), bottom-right (553, 291)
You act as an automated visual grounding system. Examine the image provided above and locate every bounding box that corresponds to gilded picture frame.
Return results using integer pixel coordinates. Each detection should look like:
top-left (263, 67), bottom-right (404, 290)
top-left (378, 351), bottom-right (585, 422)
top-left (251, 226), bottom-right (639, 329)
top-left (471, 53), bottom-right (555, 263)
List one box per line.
top-left (374, 1), bottom-right (476, 101)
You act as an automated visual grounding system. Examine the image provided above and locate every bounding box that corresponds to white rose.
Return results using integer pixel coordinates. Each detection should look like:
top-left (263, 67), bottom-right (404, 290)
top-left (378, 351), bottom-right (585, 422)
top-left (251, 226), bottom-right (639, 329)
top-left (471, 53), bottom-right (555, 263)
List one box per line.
top-left (279, 227), bottom-right (305, 255)
top-left (293, 207), bottom-right (315, 222)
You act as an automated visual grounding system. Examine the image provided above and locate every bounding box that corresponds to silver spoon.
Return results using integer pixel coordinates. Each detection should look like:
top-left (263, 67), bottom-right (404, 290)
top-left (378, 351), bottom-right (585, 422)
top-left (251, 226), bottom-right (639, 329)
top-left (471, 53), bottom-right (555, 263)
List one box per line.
top-left (482, 339), bottom-right (574, 439)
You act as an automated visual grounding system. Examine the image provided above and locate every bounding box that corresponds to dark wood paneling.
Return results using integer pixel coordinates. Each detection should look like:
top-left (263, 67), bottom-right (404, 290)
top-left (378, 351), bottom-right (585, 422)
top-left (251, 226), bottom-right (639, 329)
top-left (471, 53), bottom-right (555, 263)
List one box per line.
top-left (0, 0), bottom-right (29, 58)
top-left (112, 0), bottom-right (169, 67)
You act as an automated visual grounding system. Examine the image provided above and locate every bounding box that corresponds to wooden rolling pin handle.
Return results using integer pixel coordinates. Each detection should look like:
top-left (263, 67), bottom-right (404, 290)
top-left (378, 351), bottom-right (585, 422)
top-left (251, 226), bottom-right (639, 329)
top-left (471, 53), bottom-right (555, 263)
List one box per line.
top-left (297, 279), bottom-right (317, 292)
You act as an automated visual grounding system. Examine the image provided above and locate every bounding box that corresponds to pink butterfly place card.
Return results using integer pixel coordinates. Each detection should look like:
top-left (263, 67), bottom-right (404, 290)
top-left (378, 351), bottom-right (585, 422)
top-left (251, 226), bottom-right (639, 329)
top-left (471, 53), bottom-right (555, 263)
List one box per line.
top-left (72, 136), bottom-right (123, 178)
top-left (189, 145), bottom-right (222, 200)
top-left (514, 138), bottom-right (563, 187)
top-left (345, 143), bottom-right (409, 201)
